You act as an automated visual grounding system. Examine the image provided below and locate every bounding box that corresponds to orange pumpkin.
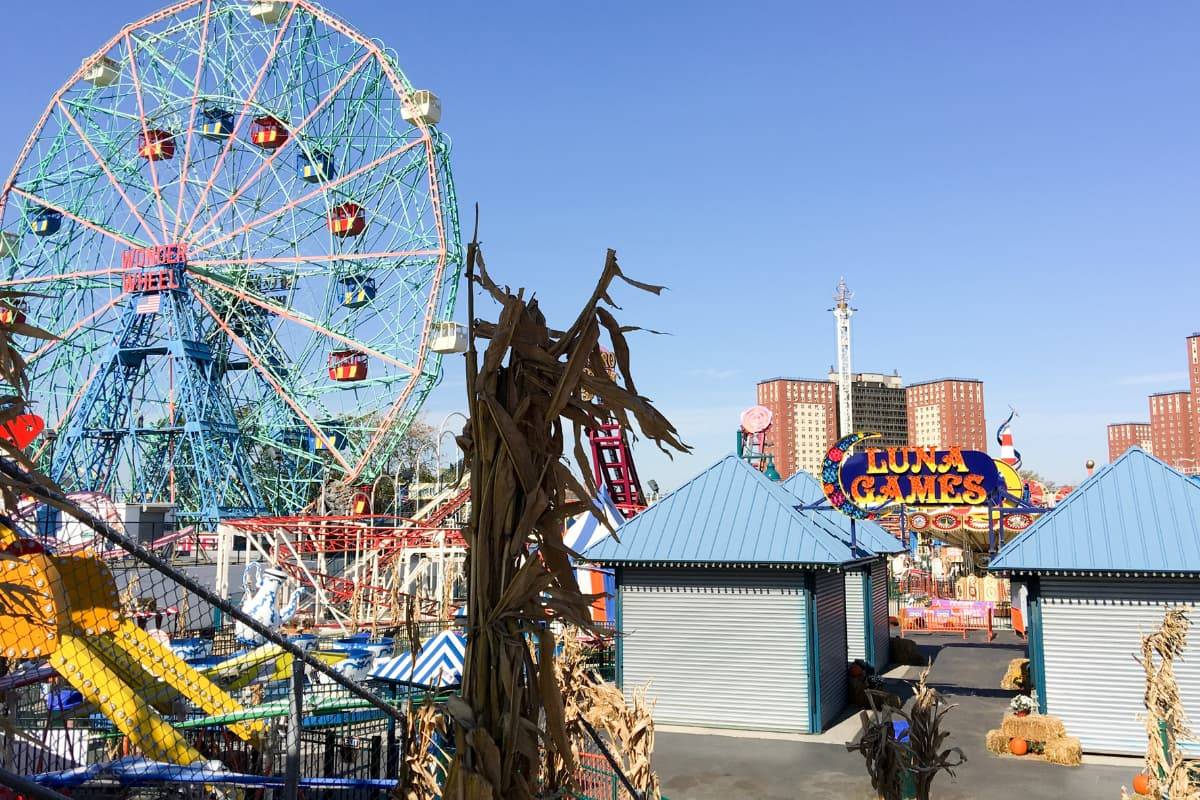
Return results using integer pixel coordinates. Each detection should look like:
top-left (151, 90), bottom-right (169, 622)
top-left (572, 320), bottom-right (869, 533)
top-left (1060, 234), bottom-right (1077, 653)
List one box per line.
top-left (1009, 737), bottom-right (1029, 756)
top-left (1132, 773), bottom-right (1152, 795)
top-left (849, 664), bottom-right (865, 679)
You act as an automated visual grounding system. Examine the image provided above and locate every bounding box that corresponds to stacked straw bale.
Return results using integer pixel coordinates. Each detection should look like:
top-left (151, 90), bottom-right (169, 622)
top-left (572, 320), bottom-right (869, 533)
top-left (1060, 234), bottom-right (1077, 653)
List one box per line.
top-left (985, 713), bottom-right (1080, 767)
top-left (1000, 658), bottom-right (1029, 690)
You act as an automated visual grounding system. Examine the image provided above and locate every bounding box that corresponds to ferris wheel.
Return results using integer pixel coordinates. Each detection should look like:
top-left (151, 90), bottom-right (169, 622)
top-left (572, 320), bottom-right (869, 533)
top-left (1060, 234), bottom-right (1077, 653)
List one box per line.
top-left (0, 0), bottom-right (462, 528)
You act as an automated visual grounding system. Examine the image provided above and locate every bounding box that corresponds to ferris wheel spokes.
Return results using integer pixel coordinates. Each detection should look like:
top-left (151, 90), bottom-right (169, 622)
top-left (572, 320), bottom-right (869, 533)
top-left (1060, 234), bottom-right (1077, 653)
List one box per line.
top-left (8, 188), bottom-right (145, 250)
top-left (0, 266), bottom-right (125, 289)
top-left (186, 49), bottom-right (376, 245)
top-left (190, 138), bottom-right (425, 255)
top-left (55, 101), bottom-right (163, 248)
top-left (192, 287), bottom-right (353, 473)
top-left (179, 1), bottom-right (299, 240)
top-left (190, 249), bottom-right (441, 268)
top-left (191, 271), bottom-right (417, 375)
top-left (26, 295), bottom-right (126, 367)
top-left (125, 33), bottom-right (173, 237)
top-left (170, 0), bottom-right (217, 240)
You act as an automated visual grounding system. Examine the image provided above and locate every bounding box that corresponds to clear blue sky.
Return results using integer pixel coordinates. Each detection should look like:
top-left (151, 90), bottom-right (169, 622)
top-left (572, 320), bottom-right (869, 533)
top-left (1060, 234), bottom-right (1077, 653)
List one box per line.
top-left (6, 1), bottom-right (1199, 491)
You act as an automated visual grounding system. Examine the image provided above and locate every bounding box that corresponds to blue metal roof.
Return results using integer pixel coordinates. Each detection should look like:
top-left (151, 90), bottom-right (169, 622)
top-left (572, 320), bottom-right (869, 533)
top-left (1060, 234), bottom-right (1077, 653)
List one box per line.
top-left (989, 447), bottom-right (1200, 575)
top-left (583, 455), bottom-right (861, 567)
top-left (780, 471), bottom-right (905, 556)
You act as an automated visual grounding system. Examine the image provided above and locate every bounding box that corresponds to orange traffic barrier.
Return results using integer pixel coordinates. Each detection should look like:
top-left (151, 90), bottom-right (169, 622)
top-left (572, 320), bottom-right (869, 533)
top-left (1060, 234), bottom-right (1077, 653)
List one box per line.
top-left (898, 605), bottom-right (994, 641)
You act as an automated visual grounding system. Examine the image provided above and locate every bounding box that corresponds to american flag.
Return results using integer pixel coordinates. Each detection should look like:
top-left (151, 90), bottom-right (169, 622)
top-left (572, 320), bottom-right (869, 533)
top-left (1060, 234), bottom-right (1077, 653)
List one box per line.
top-left (135, 294), bottom-right (161, 315)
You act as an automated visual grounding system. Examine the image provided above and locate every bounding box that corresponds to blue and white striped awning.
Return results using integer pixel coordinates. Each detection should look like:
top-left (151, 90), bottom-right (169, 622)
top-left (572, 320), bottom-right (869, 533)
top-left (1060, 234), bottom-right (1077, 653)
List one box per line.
top-left (564, 486), bottom-right (624, 554)
top-left (369, 630), bottom-right (466, 687)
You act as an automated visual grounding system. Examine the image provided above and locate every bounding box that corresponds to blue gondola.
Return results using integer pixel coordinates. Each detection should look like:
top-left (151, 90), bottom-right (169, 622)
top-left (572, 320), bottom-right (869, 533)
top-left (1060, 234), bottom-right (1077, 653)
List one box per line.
top-left (199, 108), bottom-right (234, 140)
top-left (282, 425), bottom-right (346, 453)
top-left (29, 206), bottom-right (61, 236)
top-left (340, 275), bottom-right (375, 308)
top-left (314, 427), bottom-right (348, 452)
top-left (296, 150), bottom-right (334, 183)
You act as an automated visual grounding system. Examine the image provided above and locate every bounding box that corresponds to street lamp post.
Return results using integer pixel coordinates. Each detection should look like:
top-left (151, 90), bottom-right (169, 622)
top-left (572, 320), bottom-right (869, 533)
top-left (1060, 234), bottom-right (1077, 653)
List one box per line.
top-left (436, 412), bottom-right (469, 493)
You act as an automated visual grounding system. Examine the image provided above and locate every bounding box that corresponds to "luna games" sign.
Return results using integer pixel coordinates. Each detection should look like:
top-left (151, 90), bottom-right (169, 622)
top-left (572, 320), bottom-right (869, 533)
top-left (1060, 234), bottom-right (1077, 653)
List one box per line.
top-left (821, 432), bottom-right (1004, 519)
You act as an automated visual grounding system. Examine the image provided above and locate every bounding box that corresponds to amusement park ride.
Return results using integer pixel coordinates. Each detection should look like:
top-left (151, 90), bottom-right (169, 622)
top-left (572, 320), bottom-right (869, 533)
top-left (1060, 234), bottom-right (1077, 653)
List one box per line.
top-left (1, 0), bottom-right (463, 533)
top-left (0, 0), bottom-right (654, 635)
top-left (0, 0), bottom-right (488, 631)
top-left (0, 1), bottom-right (653, 790)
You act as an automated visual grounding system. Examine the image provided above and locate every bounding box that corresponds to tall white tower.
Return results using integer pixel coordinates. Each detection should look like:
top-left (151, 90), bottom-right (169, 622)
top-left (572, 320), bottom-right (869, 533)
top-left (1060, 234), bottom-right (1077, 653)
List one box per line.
top-left (832, 278), bottom-right (855, 436)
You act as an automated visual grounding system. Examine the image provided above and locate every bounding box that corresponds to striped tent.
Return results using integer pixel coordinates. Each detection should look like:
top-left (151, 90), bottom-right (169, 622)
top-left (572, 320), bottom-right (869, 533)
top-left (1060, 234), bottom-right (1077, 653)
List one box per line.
top-left (566, 487), bottom-right (624, 624)
top-left (563, 486), bottom-right (624, 553)
top-left (575, 564), bottom-right (616, 624)
top-left (369, 630), bottom-right (466, 687)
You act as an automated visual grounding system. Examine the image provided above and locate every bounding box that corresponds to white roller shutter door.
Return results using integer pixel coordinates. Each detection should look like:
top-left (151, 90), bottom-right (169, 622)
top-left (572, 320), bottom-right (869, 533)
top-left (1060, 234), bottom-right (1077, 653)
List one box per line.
top-left (620, 569), bottom-right (812, 732)
top-left (845, 571), bottom-right (867, 662)
top-left (1041, 578), bottom-right (1200, 755)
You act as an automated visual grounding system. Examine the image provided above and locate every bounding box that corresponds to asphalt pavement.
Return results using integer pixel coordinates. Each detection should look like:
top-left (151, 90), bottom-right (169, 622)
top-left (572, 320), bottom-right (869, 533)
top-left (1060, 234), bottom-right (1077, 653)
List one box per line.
top-left (653, 632), bottom-right (1139, 799)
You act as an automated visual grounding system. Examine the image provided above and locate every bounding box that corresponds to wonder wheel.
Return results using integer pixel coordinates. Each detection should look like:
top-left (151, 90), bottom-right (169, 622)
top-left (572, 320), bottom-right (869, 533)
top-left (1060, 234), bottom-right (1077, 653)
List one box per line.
top-left (0, 0), bottom-right (461, 528)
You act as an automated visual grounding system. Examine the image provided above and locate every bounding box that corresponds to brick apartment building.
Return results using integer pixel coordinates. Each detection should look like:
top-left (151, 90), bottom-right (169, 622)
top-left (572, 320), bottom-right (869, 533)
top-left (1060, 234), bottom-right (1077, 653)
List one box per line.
top-left (1190, 334), bottom-right (1200, 466)
top-left (1107, 422), bottom-right (1152, 462)
top-left (758, 374), bottom-right (986, 479)
top-left (1149, 391), bottom-right (1194, 472)
top-left (1111, 333), bottom-right (1200, 474)
top-left (756, 378), bottom-right (838, 480)
top-left (906, 378), bottom-right (987, 452)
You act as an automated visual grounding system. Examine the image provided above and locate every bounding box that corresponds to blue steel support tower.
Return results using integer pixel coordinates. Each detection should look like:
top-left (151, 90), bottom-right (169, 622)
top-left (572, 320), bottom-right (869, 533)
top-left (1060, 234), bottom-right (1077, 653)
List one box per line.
top-left (49, 249), bottom-right (266, 529)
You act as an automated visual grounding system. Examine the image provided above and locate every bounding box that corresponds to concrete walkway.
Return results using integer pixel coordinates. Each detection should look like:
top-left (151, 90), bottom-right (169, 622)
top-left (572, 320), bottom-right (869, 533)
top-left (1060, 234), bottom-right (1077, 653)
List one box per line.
top-left (654, 632), bottom-right (1139, 799)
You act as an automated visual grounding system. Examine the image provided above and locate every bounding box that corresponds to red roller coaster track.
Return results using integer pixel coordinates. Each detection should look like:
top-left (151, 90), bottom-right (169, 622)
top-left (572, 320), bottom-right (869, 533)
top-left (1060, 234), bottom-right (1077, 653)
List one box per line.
top-left (223, 486), bottom-right (470, 618)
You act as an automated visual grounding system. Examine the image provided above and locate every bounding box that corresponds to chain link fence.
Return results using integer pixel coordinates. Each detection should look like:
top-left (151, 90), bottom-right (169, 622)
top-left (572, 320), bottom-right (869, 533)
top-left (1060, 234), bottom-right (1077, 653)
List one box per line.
top-left (0, 464), bottom-right (438, 798)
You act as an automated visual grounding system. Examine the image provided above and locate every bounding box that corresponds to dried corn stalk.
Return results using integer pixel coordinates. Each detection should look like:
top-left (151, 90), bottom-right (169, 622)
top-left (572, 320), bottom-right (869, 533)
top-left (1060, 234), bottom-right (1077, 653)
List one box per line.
top-left (849, 666), bottom-right (965, 800)
top-left (443, 243), bottom-right (687, 800)
top-left (549, 629), bottom-right (588, 787)
top-left (397, 695), bottom-right (449, 800)
top-left (559, 635), bottom-right (661, 800)
top-left (1124, 608), bottom-right (1200, 800)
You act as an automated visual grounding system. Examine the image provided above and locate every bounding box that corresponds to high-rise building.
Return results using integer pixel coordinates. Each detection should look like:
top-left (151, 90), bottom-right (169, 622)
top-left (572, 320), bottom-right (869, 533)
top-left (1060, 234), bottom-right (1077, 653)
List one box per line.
top-left (756, 280), bottom-right (986, 479)
top-left (757, 378), bottom-right (838, 479)
top-left (1149, 391), bottom-right (1195, 473)
top-left (905, 378), bottom-right (987, 451)
top-left (1106, 333), bottom-right (1200, 473)
top-left (1107, 422), bottom-right (1152, 462)
top-left (1189, 334), bottom-right (1200, 465)
top-left (831, 371), bottom-right (908, 448)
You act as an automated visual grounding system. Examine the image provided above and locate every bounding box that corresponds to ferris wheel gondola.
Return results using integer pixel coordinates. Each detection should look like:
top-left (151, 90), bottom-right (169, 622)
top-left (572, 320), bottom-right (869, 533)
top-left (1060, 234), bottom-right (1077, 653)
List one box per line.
top-left (0, 0), bottom-right (462, 528)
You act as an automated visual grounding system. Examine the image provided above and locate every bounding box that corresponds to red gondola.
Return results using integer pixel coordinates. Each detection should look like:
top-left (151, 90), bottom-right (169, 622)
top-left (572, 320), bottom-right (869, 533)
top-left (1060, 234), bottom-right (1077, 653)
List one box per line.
top-left (328, 350), bottom-right (368, 382)
top-left (250, 115), bottom-right (288, 149)
top-left (328, 202), bottom-right (366, 238)
top-left (137, 129), bottom-right (175, 161)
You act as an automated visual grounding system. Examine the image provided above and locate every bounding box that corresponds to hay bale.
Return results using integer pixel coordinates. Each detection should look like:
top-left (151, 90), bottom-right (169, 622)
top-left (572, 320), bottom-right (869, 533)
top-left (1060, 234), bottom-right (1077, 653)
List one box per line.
top-left (985, 728), bottom-right (1009, 755)
top-left (891, 636), bottom-right (923, 666)
top-left (1000, 658), bottom-right (1030, 690)
top-left (1043, 736), bottom-right (1082, 767)
top-left (1001, 713), bottom-right (1066, 742)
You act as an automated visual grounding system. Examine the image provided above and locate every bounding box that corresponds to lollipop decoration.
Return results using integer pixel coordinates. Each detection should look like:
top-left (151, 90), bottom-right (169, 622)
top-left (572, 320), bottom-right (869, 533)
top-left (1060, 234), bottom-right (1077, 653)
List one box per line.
top-left (822, 431), bottom-right (882, 519)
